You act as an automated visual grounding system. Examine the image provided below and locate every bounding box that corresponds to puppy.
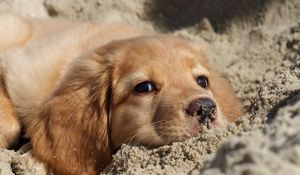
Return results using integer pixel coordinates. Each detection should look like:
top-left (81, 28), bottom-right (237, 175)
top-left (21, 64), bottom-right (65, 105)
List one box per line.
top-left (0, 14), bottom-right (243, 175)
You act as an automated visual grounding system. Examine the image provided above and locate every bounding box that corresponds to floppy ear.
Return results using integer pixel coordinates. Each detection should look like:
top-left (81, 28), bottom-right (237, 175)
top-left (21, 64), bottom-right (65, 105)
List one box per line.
top-left (208, 66), bottom-right (244, 122)
top-left (26, 52), bottom-right (112, 175)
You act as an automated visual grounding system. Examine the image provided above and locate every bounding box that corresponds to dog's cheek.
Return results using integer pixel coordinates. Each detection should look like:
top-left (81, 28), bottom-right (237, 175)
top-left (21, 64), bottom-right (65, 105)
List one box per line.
top-left (110, 94), bottom-right (167, 146)
top-left (110, 105), bottom-right (146, 147)
top-left (151, 101), bottom-right (190, 142)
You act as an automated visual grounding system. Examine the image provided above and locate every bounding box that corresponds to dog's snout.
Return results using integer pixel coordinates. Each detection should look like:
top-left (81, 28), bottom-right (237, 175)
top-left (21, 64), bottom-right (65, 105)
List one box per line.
top-left (186, 98), bottom-right (216, 124)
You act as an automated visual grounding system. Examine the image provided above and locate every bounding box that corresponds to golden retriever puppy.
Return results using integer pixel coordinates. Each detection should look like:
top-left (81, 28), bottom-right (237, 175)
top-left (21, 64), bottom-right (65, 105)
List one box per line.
top-left (0, 13), bottom-right (243, 175)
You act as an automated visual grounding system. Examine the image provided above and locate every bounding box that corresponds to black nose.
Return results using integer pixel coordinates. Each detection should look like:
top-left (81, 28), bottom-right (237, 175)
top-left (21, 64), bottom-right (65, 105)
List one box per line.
top-left (186, 98), bottom-right (216, 124)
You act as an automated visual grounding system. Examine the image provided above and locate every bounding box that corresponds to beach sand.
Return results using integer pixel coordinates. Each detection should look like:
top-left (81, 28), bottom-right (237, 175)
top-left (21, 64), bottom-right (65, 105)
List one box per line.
top-left (0, 0), bottom-right (299, 174)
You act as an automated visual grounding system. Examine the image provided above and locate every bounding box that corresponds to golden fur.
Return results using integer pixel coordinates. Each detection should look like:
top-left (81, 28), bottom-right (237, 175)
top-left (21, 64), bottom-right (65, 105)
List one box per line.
top-left (0, 13), bottom-right (243, 175)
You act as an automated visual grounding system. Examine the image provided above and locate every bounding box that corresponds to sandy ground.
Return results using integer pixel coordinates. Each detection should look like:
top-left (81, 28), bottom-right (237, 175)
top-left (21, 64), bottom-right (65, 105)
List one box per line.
top-left (0, 0), bottom-right (300, 174)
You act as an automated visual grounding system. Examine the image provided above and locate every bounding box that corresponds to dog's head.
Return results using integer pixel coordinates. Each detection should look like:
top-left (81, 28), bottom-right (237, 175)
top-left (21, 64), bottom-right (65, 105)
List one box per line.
top-left (108, 36), bottom-right (242, 148)
top-left (28, 36), bottom-right (243, 174)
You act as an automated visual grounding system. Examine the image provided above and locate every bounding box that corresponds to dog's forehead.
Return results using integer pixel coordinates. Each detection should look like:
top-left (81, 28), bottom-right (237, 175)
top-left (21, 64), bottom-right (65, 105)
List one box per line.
top-left (117, 36), bottom-right (207, 72)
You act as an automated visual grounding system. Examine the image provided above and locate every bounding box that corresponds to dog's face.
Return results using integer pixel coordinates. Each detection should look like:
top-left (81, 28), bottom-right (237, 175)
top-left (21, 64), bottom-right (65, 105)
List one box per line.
top-left (108, 36), bottom-right (242, 148)
top-left (28, 35), bottom-right (242, 174)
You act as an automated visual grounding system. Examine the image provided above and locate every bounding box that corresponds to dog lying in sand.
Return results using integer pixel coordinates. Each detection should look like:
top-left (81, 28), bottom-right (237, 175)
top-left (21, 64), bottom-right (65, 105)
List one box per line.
top-left (0, 13), bottom-right (243, 175)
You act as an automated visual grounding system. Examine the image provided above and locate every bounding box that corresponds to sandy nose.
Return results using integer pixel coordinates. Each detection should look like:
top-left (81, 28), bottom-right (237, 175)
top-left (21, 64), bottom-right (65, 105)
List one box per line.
top-left (186, 97), bottom-right (216, 124)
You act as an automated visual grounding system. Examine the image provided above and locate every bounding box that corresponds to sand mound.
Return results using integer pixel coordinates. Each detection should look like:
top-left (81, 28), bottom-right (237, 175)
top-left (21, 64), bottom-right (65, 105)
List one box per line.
top-left (0, 0), bottom-right (299, 174)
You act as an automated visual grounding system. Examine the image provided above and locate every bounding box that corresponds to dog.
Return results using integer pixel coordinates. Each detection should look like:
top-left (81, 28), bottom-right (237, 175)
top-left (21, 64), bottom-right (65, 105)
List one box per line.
top-left (0, 13), bottom-right (243, 175)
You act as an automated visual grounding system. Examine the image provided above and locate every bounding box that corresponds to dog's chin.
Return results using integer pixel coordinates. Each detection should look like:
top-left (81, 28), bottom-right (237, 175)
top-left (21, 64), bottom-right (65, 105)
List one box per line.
top-left (116, 116), bottom-right (225, 150)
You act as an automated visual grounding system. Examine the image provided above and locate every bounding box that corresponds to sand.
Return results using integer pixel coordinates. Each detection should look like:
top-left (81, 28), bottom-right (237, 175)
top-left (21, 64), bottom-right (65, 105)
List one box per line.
top-left (198, 93), bottom-right (300, 175)
top-left (0, 0), bottom-right (300, 174)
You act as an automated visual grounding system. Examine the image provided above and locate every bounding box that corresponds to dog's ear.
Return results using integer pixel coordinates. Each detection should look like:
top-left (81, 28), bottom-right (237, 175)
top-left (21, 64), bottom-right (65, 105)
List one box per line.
top-left (208, 66), bottom-right (244, 122)
top-left (26, 52), bottom-right (112, 175)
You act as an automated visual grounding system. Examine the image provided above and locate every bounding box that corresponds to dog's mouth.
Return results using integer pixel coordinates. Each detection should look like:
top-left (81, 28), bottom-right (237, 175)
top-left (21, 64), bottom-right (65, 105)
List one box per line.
top-left (154, 114), bottom-right (219, 145)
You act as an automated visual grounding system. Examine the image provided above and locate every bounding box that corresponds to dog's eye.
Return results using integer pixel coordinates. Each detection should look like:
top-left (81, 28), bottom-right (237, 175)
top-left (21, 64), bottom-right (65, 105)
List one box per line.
top-left (135, 81), bottom-right (156, 93)
top-left (196, 76), bottom-right (209, 88)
